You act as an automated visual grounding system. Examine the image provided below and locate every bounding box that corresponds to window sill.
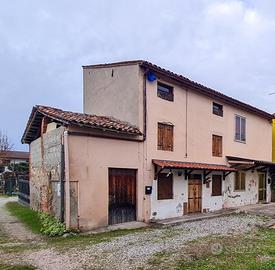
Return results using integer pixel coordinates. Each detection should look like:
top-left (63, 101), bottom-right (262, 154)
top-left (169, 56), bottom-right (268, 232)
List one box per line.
top-left (234, 190), bottom-right (246, 192)
top-left (212, 194), bottom-right (222, 197)
top-left (234, 139), bottom-right (246, 144)
top-left (157, 149), bottom-right (174, 152)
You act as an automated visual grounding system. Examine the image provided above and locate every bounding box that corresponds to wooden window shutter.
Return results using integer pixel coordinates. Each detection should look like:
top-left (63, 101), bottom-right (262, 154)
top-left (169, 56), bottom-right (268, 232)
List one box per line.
top-left (235, 171), bottom-right (246, 191)
top-left (240, 172), bottom-right (246, 190)
top-left (158, 123), bottom-right (173, 151)
top-left (212, 175), bottom-right (222, 196)
top-left (212, 135), bottom-right (222, 157)
top-left (158, 123), bottom-right (164, 150)
top-left (158, 173), bottom-right (173, 200)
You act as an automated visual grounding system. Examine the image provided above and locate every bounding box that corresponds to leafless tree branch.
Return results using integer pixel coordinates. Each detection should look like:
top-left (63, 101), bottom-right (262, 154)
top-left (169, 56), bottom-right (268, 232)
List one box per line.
top-left (0, 131), bottom-right (13, 156)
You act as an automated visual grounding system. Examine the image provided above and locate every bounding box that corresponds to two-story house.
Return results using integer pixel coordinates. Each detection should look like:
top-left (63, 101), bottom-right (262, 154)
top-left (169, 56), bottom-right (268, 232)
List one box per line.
top-left (22, 60), bottom-right (275, 231)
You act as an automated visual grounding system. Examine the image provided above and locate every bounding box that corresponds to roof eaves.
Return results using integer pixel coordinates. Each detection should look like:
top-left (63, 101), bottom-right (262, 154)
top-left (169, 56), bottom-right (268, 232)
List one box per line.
top-left (139, 61), bottom-right (273, 120)
top-left (82, 60), bottom-right (144, 69)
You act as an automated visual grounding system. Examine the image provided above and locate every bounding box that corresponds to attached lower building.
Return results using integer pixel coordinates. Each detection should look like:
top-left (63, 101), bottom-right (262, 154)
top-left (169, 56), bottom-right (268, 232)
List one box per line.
top-left (22, 60), bottom-right (275, 231)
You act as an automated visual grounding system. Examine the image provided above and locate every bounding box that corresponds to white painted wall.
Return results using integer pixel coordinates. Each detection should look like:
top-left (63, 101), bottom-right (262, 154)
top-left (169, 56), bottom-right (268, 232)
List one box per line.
top-left (150, 169), bottom-right (271, 220)
top-left (151, 169), bottom-right (187, 220)
top-left (223, 171), bottom-right (271, 207)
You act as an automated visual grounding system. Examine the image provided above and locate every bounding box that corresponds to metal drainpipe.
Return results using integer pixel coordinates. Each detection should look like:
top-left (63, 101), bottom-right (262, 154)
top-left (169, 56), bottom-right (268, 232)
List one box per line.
top-left (63, 130), bottom-right (70, 229)
top-left (143, 71), bottom-right (147, 141)
top-left (60, 135), bottom-right (65, 223)
top-left (185, 89), bottom-right (188, 158)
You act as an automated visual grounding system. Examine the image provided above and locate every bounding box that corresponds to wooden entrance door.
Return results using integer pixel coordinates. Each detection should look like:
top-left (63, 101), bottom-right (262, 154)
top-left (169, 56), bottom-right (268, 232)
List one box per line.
top-left (258, 173), bottom-right (266, 202)
top-left (108, 168), bottom-right (136, 225)
top-left (188, 175), bottom-right (202, 213)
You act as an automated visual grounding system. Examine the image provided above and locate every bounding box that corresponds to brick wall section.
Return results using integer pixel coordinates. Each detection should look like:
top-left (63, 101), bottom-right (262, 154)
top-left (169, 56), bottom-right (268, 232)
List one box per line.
top-left (30, 126), bottom-right (64, 219)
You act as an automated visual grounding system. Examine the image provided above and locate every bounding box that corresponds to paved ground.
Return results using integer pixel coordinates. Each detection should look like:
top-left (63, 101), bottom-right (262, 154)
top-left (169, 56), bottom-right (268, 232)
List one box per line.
top-left (0, 196), bottom-right (272, 270)
top-left (156, 208), bottom-right (237, 226)
top-left (238, 203), bottom-right (275, 218)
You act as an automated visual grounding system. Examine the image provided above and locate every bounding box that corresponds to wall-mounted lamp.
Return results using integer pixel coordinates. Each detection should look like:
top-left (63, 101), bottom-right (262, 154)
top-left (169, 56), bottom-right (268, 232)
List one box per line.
top-left (166, 169), bottom-right (172, 177)
top-left (178, 171), bottom-right (183, 177)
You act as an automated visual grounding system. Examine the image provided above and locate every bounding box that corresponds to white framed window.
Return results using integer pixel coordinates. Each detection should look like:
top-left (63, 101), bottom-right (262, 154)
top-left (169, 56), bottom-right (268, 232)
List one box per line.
top-left (235, 115), bottom-right (246, 142)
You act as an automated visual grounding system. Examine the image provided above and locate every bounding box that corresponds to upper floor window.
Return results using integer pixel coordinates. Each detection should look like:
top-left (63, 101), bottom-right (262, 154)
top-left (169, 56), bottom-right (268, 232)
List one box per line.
top-left (235, 115), bottom-right (246, 142)
top-left (158, 123), bottom-right (173, 151)
top-left (157, 82), bottom-right (174, 102)
top-left (212, 134), bottom-right (222, 157)
top-left (213, 102), bottom-right (223, 117)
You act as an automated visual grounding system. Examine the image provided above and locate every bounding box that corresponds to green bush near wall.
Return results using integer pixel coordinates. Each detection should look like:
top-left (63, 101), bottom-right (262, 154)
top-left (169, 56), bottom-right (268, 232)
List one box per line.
top-left (38, 212), bottom-right (66, 237)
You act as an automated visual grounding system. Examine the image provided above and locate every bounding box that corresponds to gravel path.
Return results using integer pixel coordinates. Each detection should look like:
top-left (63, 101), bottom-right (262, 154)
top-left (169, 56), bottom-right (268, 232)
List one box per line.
top-left (15, 214), bottom-right (264, 270)
top-left (0, 198), bottom-right (266, 270)
top-left (0, 196), bottom-right (38, 241)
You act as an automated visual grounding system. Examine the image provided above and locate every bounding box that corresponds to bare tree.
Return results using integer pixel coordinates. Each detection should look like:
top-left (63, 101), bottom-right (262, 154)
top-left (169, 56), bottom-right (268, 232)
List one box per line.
top-left (0, 131), bottom-right (13, 156)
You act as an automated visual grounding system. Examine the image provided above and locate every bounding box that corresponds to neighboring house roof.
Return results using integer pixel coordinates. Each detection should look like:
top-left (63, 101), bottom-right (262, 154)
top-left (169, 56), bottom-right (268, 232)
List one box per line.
top-left (22, 105), bottom-right (142, 144)
top-left (153, 159), bottom-right (237, 172)
top-left (227, 156), bottom-right (275, 167)
top-left (0, 151), bottom-right (29, 160)
top-left (83, 60), bottom-right (273, 121)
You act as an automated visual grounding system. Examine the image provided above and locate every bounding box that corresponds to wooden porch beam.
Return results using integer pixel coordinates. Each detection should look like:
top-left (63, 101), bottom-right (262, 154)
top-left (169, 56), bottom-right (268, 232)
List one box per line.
top-left (203, 170), bottom-right (211, 183)
top-left (185, 169), bottom-right (194, 180)
top-left (223, 171), bottom-right (233, 180)
top-left (154, 166), bottom-right (164, 180)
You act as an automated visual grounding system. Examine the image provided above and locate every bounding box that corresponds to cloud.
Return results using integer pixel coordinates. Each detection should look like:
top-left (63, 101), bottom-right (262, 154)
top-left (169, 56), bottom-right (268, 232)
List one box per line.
top-left (1, 0), bottom-right (275, 149)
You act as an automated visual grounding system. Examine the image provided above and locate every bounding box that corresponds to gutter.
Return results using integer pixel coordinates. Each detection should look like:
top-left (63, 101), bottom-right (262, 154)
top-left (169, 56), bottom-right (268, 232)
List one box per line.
top-left (142, 70), bottom-right (147, 141)
top-left (63, 130), bottom-right (70, 230)
top-left (60, 135), bottom-right (65, 222)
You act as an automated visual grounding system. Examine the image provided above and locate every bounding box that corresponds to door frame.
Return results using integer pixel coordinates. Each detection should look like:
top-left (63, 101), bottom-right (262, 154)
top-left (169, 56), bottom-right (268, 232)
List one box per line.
top-left (108, 168), bottom-right (138, 225)
top-left (188, 174), bottom-right (202, 213)
top-left (258, 172), bottom-right (267, 203)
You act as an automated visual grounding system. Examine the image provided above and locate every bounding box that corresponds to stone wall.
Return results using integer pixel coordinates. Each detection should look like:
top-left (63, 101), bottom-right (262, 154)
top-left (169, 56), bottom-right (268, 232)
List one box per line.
top-left (30, 126), bottom-right (64, 219)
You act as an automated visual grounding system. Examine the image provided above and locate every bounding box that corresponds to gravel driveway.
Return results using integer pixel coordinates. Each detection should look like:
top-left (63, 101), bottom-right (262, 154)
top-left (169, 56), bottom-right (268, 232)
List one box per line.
top-left (3, 214), bottom-right (264, 270)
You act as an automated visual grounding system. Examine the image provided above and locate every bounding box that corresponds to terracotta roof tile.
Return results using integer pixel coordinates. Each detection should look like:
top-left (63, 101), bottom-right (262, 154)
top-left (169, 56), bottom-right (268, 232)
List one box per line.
top-left (22, 105), bottom-right (142, 144)
top-left (153, 159), bottom-right (237, 172)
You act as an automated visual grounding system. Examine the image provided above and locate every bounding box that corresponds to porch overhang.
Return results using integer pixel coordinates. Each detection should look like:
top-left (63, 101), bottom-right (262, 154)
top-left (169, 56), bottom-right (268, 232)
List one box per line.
top-left (153, 159), bottom-right (237, 181)
top-left (226, 156), bottom-right (275, 172)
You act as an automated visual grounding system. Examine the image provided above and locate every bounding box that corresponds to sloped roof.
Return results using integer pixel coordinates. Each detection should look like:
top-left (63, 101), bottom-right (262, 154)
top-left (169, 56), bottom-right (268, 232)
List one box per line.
top-left (0, 151), bottom-right (29, 160)
top-left (22, 105), bottom-right (142, 144)
top-left (153, 159), bottom-right (237, 172)
top-left (83, 60), bottom-right (273, 120)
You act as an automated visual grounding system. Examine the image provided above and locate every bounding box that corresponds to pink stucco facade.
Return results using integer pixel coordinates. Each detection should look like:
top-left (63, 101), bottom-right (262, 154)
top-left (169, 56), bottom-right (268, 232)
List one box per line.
top-left (27, 61), bottom-right (274, 231)
top-left (61, 61), bottom-right (272, 230)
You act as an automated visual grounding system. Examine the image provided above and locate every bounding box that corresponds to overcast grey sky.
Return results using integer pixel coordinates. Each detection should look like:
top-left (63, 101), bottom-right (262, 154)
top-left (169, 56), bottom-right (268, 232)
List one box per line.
top-left (1, 0), bottom-right (275, 150)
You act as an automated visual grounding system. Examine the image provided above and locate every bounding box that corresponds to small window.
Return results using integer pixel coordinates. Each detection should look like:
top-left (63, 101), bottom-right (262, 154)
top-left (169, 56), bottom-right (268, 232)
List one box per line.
top-left (158, 173), bottom-right (173, 200)
top-left (212, 135), bottom-right (222, 157)
top-left (158, 123), bottom-right (174, 151)
top-left (235, 115), bottom-right (246, 142)
top-left (157, 82), bottom-right (174, 101)
top-left (213, 102), bottom-right (223, 116)
top-left (212, 175), bottom-right (222, 196)
top-left (235, 171), bottom-right (246, 191)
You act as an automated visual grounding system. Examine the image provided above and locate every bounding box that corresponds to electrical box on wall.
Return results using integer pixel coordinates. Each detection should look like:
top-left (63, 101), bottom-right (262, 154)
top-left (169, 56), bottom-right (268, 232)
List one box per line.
top-left (145, 186), bottom-right (152, 195)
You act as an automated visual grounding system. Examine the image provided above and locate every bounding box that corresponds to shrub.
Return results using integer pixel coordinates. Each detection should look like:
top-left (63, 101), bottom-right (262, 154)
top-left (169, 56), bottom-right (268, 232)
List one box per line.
top-left (38, 212), bottom-right (66, 237)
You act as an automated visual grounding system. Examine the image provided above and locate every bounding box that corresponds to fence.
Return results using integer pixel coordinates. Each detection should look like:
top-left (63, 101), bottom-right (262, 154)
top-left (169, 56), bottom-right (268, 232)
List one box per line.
top-left (18, 178), bottom-right (30, 205)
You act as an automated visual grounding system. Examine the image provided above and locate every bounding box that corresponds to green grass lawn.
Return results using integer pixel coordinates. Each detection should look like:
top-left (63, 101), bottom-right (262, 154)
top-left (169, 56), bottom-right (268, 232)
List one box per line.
top-left (5, 202), bottom-right (148, 246)
top-left (4, 202), bottom-right (275, 269)
top-left (149, 228), bottom-right (275, 270)
top-left (5, 202), bottom-right (42, 234)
